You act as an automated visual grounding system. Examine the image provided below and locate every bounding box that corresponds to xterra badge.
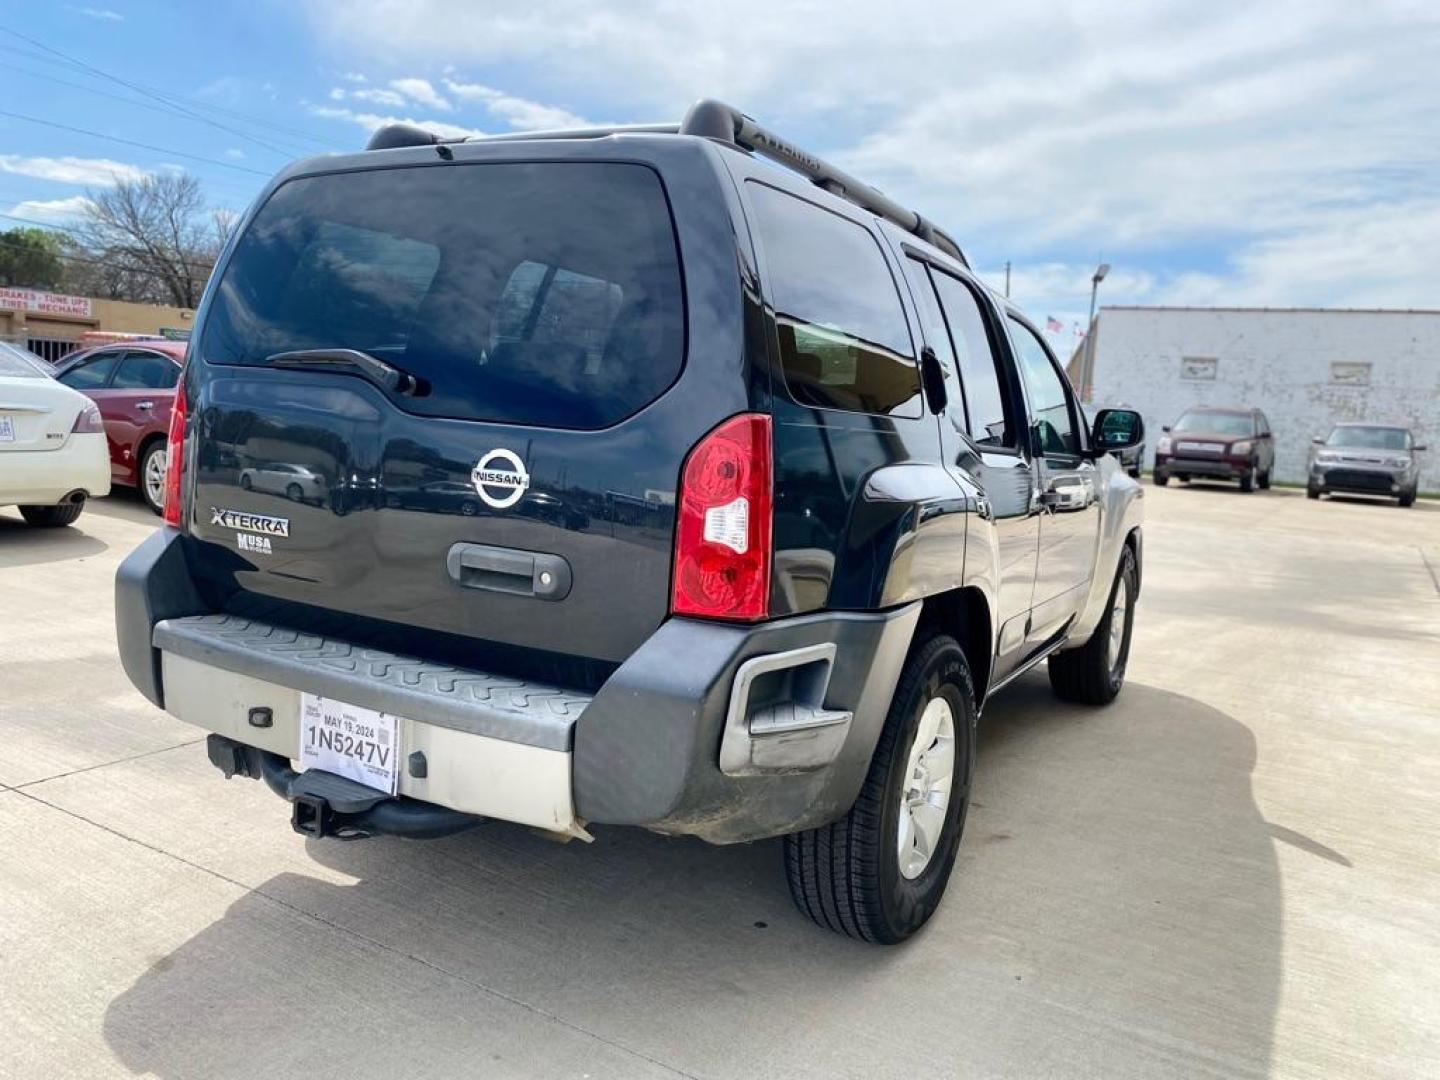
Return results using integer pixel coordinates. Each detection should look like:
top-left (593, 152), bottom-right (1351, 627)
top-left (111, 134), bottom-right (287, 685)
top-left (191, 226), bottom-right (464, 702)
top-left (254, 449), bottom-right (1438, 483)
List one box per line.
top-left (470, 448), bottom-right (530, 509)
top-left (211, 508), bottom-right (290, 537)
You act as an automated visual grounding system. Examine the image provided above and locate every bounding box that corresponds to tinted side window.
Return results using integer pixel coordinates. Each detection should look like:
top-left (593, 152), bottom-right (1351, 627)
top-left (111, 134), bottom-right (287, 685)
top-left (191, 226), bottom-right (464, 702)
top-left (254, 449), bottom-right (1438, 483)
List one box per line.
top-left (747, 183), bottom-right (919, 418)
top-left (112, 351), bottom-right (180, 390)
top-left (930, 271), bottom-right (1011, 447)
top-left (1009, 318), bottom-right (1079, 459)
top-left (58, 352), bottom-right (120, 390)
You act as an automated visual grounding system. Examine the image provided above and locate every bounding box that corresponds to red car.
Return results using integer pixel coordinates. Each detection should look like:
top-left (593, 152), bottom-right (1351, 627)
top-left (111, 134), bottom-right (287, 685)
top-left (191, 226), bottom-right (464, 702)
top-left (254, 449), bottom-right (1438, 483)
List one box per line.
top-left (52, 340), bottom-right (187, 514)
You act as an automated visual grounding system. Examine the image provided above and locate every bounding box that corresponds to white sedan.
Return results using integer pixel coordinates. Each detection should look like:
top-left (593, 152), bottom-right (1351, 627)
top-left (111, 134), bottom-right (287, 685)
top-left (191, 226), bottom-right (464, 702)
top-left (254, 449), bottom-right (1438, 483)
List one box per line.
top-left (0, 343), bottom-right (111, 527)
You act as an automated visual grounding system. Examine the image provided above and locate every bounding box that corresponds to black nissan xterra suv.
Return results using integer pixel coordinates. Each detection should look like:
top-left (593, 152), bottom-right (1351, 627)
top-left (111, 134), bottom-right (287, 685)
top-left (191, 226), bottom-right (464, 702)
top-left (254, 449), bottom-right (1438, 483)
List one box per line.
top-left (116, 100), bottom-right (1145, 944)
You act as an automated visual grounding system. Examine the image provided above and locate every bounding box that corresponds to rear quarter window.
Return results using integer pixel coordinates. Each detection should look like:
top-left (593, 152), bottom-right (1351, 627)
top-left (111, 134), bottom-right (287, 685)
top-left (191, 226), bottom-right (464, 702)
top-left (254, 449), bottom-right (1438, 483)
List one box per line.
top-left (198, 162), bottom-right (685, 430)
top-left (746, 182), bottom-right (920, 418)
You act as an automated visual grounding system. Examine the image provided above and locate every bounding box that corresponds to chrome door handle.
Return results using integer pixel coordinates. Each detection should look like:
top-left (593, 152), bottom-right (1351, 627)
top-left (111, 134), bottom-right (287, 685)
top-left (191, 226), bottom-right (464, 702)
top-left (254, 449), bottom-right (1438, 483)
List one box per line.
top-left (136, 400), bottom-right (154, 410)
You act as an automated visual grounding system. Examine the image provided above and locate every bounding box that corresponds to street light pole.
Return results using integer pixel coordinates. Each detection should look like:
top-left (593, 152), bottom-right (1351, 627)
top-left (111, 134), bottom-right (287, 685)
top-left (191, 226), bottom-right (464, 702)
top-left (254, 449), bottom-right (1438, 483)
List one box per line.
top-left (1081, 262), bottom-right (1110, 403)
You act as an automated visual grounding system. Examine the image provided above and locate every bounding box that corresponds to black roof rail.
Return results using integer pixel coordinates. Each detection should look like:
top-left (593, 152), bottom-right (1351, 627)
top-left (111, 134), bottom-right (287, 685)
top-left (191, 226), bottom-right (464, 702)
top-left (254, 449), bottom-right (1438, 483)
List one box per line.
top-left (680, 99), bottom-right (968, 267)
top-left (363, 100), bottom-right (967, 267)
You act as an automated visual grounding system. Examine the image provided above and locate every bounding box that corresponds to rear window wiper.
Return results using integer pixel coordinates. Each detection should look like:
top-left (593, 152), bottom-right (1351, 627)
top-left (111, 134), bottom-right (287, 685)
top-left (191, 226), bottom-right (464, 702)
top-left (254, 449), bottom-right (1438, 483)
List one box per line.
top-left (265, 348), bottom-right (427, 396)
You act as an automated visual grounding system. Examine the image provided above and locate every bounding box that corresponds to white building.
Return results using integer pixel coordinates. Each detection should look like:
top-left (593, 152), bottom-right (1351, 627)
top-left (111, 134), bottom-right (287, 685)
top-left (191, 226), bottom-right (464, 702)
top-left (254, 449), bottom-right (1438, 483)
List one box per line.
top-left (1074, 306), bottom-right (1440, 487)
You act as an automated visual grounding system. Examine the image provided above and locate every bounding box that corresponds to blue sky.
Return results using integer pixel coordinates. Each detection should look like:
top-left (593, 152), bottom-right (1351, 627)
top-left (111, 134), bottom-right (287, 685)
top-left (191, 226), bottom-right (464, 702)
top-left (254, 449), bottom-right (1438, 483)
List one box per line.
top-left (2, 0), bottom-right (1437, 349)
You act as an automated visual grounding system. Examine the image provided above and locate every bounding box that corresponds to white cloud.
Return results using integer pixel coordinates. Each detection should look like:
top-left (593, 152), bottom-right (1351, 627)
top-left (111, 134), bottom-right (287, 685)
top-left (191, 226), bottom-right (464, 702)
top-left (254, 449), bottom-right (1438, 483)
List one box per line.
top-left (0, 154), bottom-right (148, 186)
top-left (306, 0), bottom-right (1440, 311)
top-left (76, 6), bottom-right (123, 20)
top-left (341, 71), bottom-right (368, 83)
top-left (224, 148), bottom-right (246, 160)
top-left (309, 106), bottom-right (483, 142)
top-left (350, 87), bottom-right (409, 108)
top-left (389, 77), bottom-right (451, 112)
top-left (443, 80), bottom-right (586, 129)
top-left (9, 195), bottom-right (94, 221)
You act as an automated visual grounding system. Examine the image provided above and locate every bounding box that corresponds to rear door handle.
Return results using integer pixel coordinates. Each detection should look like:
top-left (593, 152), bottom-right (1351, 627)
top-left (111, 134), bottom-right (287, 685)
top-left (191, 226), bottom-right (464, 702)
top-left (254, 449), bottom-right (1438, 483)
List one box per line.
top-left (446, 542), bottom-right (572, 601)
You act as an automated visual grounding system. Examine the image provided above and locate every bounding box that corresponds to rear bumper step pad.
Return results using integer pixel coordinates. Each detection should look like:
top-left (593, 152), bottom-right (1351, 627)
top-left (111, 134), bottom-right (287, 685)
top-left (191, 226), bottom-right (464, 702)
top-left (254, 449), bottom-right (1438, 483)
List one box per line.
top-left (153, 613), bottom-right (591, 751)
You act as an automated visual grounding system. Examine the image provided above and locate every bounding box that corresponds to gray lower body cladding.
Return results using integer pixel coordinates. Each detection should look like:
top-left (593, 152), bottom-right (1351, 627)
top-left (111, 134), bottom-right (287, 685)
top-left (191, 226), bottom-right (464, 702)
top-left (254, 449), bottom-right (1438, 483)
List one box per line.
top-left (115, 528), bottom-right (920, 844)
top-left (573, 604), bottom-right (919, 843)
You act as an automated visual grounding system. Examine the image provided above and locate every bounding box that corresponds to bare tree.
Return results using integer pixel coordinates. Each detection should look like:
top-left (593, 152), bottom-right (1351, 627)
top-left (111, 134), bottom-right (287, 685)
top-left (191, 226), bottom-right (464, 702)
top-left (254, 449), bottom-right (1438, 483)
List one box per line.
top-left (80, 173), bottom-right (225, 308)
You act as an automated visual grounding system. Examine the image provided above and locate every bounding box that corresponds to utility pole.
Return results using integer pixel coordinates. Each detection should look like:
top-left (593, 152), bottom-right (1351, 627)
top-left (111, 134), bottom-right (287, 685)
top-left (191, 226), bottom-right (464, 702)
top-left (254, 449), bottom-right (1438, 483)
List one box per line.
top-left (1080, 262), bottom-right (1109, 403)
top-left (1004, 261), bottom-right (1011, 298)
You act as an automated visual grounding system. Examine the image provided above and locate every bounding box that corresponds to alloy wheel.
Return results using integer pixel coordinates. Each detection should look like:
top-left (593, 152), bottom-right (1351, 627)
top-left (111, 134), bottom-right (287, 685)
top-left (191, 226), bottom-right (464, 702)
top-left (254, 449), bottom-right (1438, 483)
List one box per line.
top-left (897, 695), bottom-right (957, 880)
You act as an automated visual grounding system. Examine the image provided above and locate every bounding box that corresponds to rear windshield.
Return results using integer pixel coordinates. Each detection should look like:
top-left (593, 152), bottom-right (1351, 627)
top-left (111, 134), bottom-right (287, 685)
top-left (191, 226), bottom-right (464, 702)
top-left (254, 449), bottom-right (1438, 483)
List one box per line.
top-left (1327, 426), bottom-right (1410, 450)
top-left (0, 342), bottom-right (47, 378)
top-left (199, 162), bottom-right (685, 429)
top-left (1174, 410), bottom-right (1253, 436)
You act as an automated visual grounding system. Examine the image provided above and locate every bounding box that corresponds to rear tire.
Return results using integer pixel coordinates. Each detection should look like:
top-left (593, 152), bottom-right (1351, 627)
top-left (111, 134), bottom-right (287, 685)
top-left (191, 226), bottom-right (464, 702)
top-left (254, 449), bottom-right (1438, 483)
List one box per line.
top-left (286, 482), bottom-right (304, 501)
top-left (784, 633), bottom-right (976, 944)
top-left (138, 440), bottom-right (167, 515)
top-left (19, 501), bottom-right (84, 528)
top-left (1049, 544), bottom-right (1137, 706)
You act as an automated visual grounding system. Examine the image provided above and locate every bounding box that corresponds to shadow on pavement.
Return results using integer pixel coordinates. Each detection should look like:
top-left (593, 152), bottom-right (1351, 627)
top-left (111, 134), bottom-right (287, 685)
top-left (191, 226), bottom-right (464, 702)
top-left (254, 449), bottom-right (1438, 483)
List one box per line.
top-left (83, 490), bottom-right (163, 527)
top-left (103, 676), bottom-right (1281, 1079)
top-left (0, 513), bottom-right (107, 567)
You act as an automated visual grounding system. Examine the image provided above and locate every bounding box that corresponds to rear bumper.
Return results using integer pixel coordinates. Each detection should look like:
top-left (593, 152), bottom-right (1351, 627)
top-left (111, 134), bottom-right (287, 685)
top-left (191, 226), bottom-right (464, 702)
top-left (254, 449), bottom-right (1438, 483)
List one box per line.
top-left (116, 529), bottom-right (919, 843)
top-left (0, 433), bottom-right (110, 506)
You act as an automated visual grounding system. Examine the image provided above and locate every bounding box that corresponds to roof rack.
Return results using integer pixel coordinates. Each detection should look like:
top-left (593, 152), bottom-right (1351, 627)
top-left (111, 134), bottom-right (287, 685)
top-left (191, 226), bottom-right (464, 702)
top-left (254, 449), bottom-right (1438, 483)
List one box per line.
top-left (364, 99), bottom-right (968, 266)
top-left (679, 100), bottom-right (968, 267)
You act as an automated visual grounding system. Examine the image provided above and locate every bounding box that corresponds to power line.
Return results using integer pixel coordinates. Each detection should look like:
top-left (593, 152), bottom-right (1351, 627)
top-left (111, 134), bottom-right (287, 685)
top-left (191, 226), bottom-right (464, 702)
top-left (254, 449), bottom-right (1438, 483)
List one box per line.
top-left (0, 37), bottom-right (346, 152)
top-left (0, 29), bottom-right (308, 159)
top-left (0, 58), bottom-right (320, 159)
top-left (0, 110), bottom-right (272, 176)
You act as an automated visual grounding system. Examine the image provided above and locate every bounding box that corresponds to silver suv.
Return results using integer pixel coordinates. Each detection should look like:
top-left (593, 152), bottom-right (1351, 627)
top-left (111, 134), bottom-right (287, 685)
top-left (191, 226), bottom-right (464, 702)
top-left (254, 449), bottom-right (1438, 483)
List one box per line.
top-left (1308, 424), bottom-right (1425, 507)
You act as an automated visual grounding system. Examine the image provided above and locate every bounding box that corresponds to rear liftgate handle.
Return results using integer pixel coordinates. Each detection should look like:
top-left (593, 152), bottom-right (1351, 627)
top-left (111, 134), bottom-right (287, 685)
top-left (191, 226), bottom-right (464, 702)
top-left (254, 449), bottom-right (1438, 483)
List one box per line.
top-left (445, 542), bottom-right (572, 600)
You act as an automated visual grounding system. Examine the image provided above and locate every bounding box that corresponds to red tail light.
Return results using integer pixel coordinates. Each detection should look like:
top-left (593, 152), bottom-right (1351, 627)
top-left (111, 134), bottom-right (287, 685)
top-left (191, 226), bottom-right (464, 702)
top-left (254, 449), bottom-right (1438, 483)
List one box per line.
top-left (670, 413), bottom-right (772, 621)
top-left (162, 381), bottom-right (187, 527)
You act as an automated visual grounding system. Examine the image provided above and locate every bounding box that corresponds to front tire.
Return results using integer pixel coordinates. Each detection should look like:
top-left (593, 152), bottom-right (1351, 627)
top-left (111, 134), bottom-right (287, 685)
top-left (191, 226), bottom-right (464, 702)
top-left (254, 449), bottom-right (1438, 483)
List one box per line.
top-left (1049, 544), bottom-right (1137, 705)
top-left (19, 501), bottom-right (85, 528)
top-left (1398, 489), bottom-right (1416, 508)
top-left (1239, 467), bottom-right (1255, 493)
top-left (784, 633), bottom-right (976, 944)
top-left (1258, 466), bottom-right (1272, 490)
top-left (138, 440), bottom-right (167, 515)
top-left (1153, 471), bottom-right (1169, 487)
top-left (1307, 484), bottom-right (1321, 500)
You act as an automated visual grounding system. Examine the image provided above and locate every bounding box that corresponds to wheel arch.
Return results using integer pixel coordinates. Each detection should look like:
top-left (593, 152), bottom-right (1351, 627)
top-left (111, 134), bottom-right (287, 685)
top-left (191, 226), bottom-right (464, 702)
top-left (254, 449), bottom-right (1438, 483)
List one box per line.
top-left (915, 585), bottom-right (993, 708)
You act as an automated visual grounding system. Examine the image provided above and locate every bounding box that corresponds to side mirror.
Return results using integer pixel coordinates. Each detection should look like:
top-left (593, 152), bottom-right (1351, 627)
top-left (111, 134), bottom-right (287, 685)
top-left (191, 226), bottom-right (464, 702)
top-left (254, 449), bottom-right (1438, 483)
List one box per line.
top-left (1311, 437), bottom-right (1324, 445)
top-left (1161, 425), bottom-right (1171, 434)
top-left (1415, 444), bottom-right (1428, 452)
top-left (919, 345), bottom-right (947, 416)
top-left (1092, 408), bottom-right (1144, 452)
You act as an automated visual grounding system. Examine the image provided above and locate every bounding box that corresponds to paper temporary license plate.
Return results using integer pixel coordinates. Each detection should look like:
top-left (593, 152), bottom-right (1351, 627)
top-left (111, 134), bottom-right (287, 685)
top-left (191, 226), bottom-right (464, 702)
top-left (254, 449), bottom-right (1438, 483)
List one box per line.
top-left (298, 693), bottom-right (401, 795)
top-left (0, 416), bottom-right (15, 443)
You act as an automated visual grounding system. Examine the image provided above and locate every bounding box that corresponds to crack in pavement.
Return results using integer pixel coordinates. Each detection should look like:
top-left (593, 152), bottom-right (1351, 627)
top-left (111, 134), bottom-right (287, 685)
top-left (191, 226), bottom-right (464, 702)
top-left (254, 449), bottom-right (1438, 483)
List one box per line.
top-left (6, 785), bottom-right (702, 1080)
top-left (13, 737), bottom-right (208, 791)
top-left (1418, 547), bottom-right (1440, 597)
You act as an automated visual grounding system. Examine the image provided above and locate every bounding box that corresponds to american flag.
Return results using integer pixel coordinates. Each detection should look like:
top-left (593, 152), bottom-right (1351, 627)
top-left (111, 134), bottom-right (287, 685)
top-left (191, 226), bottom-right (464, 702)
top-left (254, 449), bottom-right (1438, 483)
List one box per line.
top-left (1046, 316), bottom-right (1063, 333)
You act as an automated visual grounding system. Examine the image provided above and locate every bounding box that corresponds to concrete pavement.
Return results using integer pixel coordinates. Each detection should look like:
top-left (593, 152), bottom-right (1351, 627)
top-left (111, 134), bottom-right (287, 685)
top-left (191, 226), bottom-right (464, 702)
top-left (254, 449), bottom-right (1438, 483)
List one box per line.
top-left (1, 486), bottom-right (1437, 1079)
